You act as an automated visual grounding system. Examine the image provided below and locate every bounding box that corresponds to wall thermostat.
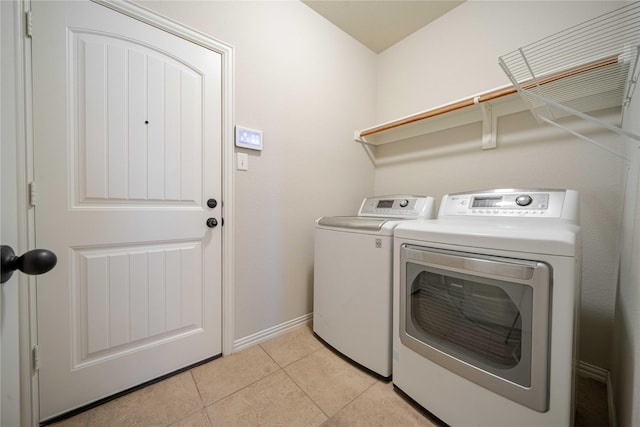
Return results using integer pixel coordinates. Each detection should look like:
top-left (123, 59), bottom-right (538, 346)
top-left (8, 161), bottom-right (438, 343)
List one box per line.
top-left (235, 126), bottom-right (263, 150)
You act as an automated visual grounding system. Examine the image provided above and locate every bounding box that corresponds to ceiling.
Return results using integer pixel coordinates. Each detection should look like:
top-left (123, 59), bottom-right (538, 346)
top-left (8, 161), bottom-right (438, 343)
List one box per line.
top-left (302, 1), bottom-right (465, 53)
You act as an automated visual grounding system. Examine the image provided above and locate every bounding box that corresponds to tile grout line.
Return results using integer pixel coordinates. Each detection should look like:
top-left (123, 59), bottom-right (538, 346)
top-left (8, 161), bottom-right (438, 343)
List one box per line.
top-left (269, 343), bottom-right (335, 421)
top-left (324, 370), bottom-right (381, 421)
top-left (182, 348), bottom-right (282, 426)
top-left (165, 370), bottom-right (212, 427)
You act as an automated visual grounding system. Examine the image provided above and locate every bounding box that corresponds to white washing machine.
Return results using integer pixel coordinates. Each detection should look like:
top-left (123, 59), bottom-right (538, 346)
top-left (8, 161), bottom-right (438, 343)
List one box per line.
top-left (313, 195), bottom-right (435, 378)
top-left (392, 189), bottom-right (582, 426)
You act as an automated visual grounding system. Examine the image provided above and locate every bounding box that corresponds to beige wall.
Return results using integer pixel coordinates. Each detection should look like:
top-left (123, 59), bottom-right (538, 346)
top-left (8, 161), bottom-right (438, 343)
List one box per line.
top-left (138, 1), bottom-right (377, 340)
top-left (374, 1), bottom-right (628, 369)
top-left (375, 0), bottom-right (626, 123)
top-left (612, 60), bottom-right (640, 427)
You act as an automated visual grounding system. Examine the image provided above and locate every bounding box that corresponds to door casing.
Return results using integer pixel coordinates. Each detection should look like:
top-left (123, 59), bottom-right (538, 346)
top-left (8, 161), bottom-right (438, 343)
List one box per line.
top-left (13, 0), bottom-right (235, 423)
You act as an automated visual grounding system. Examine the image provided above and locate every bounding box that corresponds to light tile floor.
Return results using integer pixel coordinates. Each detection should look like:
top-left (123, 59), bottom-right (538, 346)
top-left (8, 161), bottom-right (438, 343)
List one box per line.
top-left (50, 325), bottom-right (607, 427)
top-left (49, 325), bottom-right (439, 427)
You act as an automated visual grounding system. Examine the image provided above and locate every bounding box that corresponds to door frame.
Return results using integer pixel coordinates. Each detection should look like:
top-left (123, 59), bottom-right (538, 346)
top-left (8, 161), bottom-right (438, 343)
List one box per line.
top-left (15, 1), bottom-right (235, 424)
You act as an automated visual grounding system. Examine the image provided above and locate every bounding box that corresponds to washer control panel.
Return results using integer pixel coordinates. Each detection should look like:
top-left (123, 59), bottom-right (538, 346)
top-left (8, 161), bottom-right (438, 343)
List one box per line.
top-left (440, 189), bottom-right (578, 220)
top-left (359, 195), bottom-right (435, 219)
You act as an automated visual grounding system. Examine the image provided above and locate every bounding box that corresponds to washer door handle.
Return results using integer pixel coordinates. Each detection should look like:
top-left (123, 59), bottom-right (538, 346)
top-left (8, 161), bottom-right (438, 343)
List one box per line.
top-left (403, 246), bottom-right (537, 280)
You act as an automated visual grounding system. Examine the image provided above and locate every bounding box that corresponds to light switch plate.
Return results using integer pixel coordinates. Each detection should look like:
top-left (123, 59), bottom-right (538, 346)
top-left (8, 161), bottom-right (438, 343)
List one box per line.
top-left (237, 152), bottom-right (249, 171)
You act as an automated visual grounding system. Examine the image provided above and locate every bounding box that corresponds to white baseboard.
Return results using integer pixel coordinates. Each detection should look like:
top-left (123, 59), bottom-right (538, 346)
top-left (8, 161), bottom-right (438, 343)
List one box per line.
top-left (233, 313), bottom-right (313, 352)
top-left (578, 361), bottom-right (608, 382)
top-left (577, 361), bottom-right (616, 427)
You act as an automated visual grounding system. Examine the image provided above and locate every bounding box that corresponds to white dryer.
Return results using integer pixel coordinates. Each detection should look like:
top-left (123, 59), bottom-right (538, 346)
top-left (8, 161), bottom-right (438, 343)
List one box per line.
top-left (392, 189), bottom-right (582, 426)
top-left (313, 195), bottom-right (435, 378)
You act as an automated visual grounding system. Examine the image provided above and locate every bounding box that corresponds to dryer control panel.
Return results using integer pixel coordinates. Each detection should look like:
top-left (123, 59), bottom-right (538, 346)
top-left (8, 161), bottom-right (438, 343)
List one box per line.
top-left (439, 189), bottom-right (579, 221)
top-left (358, 195), bottom-right (435, 219)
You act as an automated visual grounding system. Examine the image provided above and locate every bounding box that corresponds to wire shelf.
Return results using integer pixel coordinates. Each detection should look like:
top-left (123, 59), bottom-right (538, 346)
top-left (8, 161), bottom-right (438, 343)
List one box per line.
top-left (498, 2), bottom-right (640, 149)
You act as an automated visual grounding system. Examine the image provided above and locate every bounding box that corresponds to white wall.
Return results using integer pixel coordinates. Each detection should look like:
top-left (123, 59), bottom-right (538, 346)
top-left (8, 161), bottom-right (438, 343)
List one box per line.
top-left (137, 0), bottom-right (377, 341)
top-left (374, 1), bottom-right (628, 369)
top-left (612, 54), bottom-right (640, 427)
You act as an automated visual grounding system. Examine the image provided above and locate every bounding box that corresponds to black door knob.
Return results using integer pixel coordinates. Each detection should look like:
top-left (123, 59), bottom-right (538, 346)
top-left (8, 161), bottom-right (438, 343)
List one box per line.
top-left (1, 245), bottom-right (57, 284)
top-left (206, 218), bottom-right (218, 228)
top-left (207, 199), bottom-right (218, 209)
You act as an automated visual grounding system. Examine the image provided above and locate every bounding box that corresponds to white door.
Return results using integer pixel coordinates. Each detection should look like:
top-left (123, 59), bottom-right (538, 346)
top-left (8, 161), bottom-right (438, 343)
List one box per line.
top-left (31, 1), bottom-right (223, 420)
top-left (1, 3), bottom-right (22, 425)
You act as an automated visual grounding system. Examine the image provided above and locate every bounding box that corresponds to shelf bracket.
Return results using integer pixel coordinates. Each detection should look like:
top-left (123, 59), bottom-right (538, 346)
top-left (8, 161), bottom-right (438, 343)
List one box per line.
top-left (354, 130), bottom-right (367, 144)
top-left (476, 97), bottom-right (496, 150)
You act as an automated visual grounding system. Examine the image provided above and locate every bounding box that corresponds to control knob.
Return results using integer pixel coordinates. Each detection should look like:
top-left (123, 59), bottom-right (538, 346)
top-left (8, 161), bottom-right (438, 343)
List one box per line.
top-left (399, 199), bottom-right (409, 208)
top-left (515, 195), bottom-right (533, 206)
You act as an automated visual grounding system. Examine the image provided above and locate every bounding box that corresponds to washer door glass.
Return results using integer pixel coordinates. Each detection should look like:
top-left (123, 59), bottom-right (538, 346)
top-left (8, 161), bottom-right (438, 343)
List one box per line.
top-left (406, 265), bottom-right (532, 384)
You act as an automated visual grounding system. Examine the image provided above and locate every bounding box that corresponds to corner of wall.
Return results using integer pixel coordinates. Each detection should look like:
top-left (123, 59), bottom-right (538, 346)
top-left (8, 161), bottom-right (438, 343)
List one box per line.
top-left (611, 64), bottom-right (640, 427)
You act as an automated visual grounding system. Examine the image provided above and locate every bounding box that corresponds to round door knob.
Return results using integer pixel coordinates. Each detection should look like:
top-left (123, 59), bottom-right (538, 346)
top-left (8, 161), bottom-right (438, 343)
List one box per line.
top-left (207, 199), bottom-right (218, 209)
top-left (1, 245), bottom-right (57, 284)
top-left (206, 218), bottom-right (218, 228)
